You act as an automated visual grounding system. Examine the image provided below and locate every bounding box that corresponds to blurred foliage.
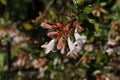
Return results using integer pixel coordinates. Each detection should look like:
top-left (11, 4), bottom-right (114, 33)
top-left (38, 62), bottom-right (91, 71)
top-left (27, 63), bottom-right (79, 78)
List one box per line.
top-left (0, 0), bottom-right (120, 80)
top-left (0, 53), bottom-right (5, 70)
top-left (0, 0), bottom-right (7, 5)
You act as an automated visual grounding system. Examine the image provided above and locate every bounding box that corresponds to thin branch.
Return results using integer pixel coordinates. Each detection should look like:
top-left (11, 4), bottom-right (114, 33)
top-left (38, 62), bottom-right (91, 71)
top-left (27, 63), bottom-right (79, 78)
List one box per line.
top-left (75, 52), bottom-right (88, 66)
top-left (42, 0), bottom-right (54, 17)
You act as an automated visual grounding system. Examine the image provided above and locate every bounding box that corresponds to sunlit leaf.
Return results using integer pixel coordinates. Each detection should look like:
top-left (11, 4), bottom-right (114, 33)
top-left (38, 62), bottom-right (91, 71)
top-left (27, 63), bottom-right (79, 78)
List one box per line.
top-left (49, 10), bottom-right (57, 19)
top-left (92, 70), bottom-right (101, 76)
top-left (0, 0), bottom-right (7, 5)
top-left (0, 53), bottom-right (5, 69)
top-left (103, 66), bottom-right (112, 73)
top-left (75, 0), bottom-right (85, 6)
top-left (83, 6), bottom-right (94, 14)
top-left (100, 2), bottom-right (107, 6)
top-left (22, 22), bottom-right (33, 30)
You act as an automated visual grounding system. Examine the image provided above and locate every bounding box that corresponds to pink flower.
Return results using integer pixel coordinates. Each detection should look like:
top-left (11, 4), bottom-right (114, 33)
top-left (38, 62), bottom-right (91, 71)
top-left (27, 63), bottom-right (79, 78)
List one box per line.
top-left (32, 58), bottom-right (46, 69)
top-left (0, 29), bottom-right (7, 37)
top-left (40, 17), bottom-right (86, 56)
top-left (13, 53), bottom-right (27, 67)
top-left (41, 22), bottom-right (52, 29)
top-left (41, 39), bottom-right (55, 54)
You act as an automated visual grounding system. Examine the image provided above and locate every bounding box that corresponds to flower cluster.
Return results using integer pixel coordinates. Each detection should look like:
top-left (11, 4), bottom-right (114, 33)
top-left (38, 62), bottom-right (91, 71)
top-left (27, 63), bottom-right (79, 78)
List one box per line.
top-left (41, 13), bottom-right (86, 57)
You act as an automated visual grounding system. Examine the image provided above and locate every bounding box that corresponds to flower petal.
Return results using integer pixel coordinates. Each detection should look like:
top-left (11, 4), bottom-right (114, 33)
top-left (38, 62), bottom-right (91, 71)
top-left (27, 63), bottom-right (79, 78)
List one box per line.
top-left (67, 35), bottom-right (83, 56)
top-left (47, 32), bottom-right (57, 37)
top-left (74, 28), bottom-right (86, 43)
top-left (74, 28), bottom-right (81, 40)
top-left (41, 39), bottom-right (55, 54)
top-left (57, 37), bottom-right (63, 49)
top-left (41, 22), bottom-right (52, 29)
top-left (61, 44), bottom-right (65, 54)
top-left (68, 37), bottom-right (75, 51)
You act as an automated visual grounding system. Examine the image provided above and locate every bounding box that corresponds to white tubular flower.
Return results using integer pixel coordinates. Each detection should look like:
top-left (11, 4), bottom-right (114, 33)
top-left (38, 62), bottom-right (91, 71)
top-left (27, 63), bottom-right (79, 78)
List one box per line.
top-left (41, 39), bottom-right (55, 54)
top-left (68, 37), bottom-right (75, 51)
top-left (67, 29), bottom-right (87, 56)
top-left (67, 37), bottom-right (81, 56)
top-left (74, 28), bottom-right (87, 44)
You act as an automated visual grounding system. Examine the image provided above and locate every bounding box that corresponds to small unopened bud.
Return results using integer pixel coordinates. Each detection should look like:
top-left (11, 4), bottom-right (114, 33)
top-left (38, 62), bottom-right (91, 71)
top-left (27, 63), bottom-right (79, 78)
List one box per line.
top-left (47, 32), bottom-right (57, 37)
top-left (41, 22), bottom-right (52, 29)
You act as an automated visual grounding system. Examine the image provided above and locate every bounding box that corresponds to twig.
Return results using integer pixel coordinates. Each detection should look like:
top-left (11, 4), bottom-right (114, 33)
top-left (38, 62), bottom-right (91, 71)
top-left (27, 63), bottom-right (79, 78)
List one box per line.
top-left (75, 52), bottom-right (88, 66)
top-left (42, 0), bottom-right (54, 17)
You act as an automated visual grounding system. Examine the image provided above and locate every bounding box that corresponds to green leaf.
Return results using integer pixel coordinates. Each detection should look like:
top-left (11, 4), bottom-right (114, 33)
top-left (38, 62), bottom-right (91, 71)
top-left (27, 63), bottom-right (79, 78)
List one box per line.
top-left (76, 0), bottom-right (85, 6)
top-left (93, 70), bottom-right (101, 76)
top-left (103, 66), bottom-right (112, 73)
top-left (0, 53), bottom-right (5, 69)
top-left (94, 62), bottom-right (103, 68)
top-left (83, 6), bottom-right (94, 14)
top-left (88, 18), bottom-right (96, 24)
top-left (76, 69), bottom-right (86, 77)
top-left (70, 72), bottom-right (75, 77)
top-left (78, 13), bottom-right (87, 21)
top-left (49, 10), bottom-right (57, 20)
top-left (94, 28), bottom-right (108, 40)
top-left (61, 16), bottom-right (67, 24)
top-left (0, 0), bottom-right (7, 5)
top-left (100, 2), bottom-right (107, 6)
top-left (96, 54), bottom-right (104, 63)
top-left (87, 36), bottom-right (95, 43)
top-left (81, 61), bottom-right (89, 68)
